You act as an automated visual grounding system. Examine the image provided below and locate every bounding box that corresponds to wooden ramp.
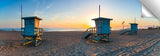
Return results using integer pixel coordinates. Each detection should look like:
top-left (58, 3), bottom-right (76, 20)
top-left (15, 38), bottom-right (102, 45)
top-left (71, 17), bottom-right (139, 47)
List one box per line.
top-left (82, 28), bottom-right (96, 39)
top-left (82, 31), bottom-right (92, 39)
top-left (82, 27), bottom-right (110, 42)
top-left (120, 29), bottom-right (131, 35)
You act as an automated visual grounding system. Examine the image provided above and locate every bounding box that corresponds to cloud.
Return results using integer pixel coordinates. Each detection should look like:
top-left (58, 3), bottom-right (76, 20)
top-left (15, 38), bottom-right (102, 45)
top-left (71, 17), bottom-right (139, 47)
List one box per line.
top-left (46, 4), bottom-right (53, 9)
top-left (34, 10), bottom-right (44, 16)
top-left (50, 12), bottom-right (76, 23)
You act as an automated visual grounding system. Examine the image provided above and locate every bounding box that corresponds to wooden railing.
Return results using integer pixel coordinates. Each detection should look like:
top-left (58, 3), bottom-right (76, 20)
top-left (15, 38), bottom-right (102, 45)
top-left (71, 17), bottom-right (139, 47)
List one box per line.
top-left (21, 28), bottom-right (25, 35)
top-left (82, 27), bottom-right (96, 35)
top-left (34, 28), bottom-right (43, 36)
top-left (82, 27), bottom-right (96, 39)
top-left (21, 28), bottom-right (43, 36)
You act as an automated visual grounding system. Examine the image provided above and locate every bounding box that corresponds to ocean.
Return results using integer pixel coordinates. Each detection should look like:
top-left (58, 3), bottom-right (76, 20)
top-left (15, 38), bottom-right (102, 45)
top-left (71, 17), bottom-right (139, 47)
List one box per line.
top-left (0, 28), bottom-right (123, 32)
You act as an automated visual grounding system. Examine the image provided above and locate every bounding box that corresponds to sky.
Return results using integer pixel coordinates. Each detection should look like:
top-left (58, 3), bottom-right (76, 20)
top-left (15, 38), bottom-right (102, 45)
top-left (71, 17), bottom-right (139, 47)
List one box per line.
top-left (0, 0), bottom-right (159, 28)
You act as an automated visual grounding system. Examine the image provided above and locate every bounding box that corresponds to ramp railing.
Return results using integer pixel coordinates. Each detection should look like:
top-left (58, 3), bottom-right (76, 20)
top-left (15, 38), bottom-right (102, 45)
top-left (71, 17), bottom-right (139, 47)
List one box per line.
top-left (120, 28), bottom-right (131, 35)
top-left (82, 27), bottom-right (96, 39)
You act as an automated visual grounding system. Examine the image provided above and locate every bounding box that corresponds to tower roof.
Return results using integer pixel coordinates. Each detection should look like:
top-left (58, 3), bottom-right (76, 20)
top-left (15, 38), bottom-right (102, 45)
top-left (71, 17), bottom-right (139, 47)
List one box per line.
top-left (130, 23), bottom-right (138, 25)
top-left (92, 17), bottom-right (113, 20)
top-left (22, 16), bottom-right (42, 20)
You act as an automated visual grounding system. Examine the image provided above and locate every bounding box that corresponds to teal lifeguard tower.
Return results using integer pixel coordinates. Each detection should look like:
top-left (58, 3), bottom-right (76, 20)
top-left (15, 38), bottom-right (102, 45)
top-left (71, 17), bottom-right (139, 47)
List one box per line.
top-left (120, 18), bottom-right (138, 35)
top-left (82, 5), bottom-right (113, 42)
top-left (128, 23), bottom-right (138, 34)
top-left (21, 16), bottom-right (43, 46)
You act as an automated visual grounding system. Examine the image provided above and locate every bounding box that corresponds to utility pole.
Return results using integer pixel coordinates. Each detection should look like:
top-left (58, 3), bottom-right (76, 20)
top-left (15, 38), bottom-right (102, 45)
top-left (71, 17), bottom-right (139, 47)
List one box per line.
top-left (21, 4), bottom-right (23, 28)
top-left (99, 5), bottom-right (100, 18)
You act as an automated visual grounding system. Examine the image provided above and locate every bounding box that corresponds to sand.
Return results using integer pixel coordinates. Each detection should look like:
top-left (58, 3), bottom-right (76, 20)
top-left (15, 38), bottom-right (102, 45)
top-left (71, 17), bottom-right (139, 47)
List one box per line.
top-left (0, 29), bottom-right (160, 56)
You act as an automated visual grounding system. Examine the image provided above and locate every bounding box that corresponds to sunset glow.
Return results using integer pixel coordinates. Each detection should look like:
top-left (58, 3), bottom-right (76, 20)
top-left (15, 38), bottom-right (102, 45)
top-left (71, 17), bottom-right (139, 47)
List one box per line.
top-left (0, 0), bottom-right (159, 28)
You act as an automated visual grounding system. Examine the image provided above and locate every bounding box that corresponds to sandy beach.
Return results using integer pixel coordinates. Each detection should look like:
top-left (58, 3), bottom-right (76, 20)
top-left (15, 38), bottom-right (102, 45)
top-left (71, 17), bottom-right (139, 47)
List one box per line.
top-left (0, 29), bottom-right (160, 56)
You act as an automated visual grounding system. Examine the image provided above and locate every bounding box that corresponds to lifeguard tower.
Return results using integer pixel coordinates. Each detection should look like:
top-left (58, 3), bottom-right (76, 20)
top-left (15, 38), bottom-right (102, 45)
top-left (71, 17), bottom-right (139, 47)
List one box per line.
top-left (120, 18), bottom-right (138, 35)
top-left (128, 23), bottom-right (138, 35)
top-left (21, 16), bottom-right (43, 46)
top-left (82, 5), bottom-right (113, 42)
